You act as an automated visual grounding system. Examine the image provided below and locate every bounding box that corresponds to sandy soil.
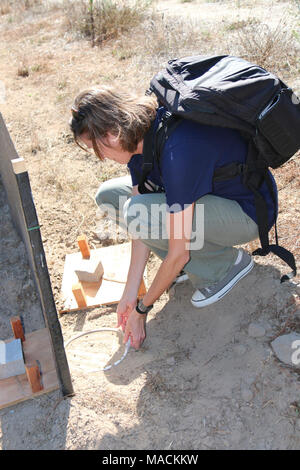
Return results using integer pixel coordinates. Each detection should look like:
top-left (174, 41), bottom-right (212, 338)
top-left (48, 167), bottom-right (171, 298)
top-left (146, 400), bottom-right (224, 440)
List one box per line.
top-left (0, 0), bottom-right (300, 450)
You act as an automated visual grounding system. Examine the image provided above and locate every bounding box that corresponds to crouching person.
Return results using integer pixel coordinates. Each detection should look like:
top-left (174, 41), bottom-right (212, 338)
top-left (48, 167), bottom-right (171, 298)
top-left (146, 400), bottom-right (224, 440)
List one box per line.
top-left (69, 85), bottom-right (277, 350)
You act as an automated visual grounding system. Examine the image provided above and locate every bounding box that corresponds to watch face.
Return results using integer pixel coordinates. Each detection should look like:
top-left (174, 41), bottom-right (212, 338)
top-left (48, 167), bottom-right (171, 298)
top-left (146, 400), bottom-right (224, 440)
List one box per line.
top-left (137, 299), bottom-right (153, 314)
top-left (138, 300), bottom-right (147, 312)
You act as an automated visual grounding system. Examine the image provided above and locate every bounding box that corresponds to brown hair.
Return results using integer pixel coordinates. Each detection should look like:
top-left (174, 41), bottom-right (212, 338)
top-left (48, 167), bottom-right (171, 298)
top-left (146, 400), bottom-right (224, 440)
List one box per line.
top-left (69, 85), bottom-right (158, 160)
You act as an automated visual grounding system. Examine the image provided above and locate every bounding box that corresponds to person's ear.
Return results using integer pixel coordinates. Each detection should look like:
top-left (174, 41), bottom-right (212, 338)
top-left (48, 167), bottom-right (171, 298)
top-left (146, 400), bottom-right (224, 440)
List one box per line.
top-left (105, 132), bottom-right (119, 147)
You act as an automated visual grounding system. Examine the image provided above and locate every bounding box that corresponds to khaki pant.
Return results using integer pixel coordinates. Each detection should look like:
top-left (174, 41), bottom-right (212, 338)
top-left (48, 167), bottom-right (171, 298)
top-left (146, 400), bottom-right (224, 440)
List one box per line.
top-left (95, 175), bottom-right (259, 288)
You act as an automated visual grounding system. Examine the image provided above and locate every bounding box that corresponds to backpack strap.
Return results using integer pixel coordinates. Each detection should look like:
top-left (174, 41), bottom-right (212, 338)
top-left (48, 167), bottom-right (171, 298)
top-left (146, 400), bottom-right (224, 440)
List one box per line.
top-left (138, 119), bottom-right (157, 194)
top-left (244, 139), bottom-right (297, 282)
top-left (138, 112), bottom-right (182, 193)
top-left (213, 162), bottom-right (246, 182)
top-left (214, 138), bottom-right (296, 281)
top-left (155, 113), bottom-right (183, 174)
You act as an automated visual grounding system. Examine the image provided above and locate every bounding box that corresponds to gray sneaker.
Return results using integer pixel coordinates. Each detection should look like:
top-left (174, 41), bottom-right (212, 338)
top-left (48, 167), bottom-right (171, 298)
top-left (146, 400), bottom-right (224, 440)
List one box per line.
top-left (167, 270), bottom-right (189, 292)
top-left (175, 270), bottom-right (189, 284)
top-left (191, 249), bottom-right (254, 308)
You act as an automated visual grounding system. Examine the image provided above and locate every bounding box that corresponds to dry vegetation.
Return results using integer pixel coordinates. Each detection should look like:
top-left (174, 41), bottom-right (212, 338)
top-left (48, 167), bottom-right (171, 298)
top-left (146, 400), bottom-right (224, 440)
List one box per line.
top-left (0, 0), bottom-right (42, 15)
top-left (64, 0), bottom-right (151, 46)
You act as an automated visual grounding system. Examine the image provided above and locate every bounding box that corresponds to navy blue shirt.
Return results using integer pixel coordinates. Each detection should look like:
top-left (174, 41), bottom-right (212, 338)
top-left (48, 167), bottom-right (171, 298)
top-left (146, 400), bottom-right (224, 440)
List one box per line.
top-left (127, 108), bottom-right (278, 228)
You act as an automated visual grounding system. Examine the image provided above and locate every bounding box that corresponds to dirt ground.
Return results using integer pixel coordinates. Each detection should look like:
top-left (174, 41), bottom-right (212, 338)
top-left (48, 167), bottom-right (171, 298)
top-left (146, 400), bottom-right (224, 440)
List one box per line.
top-left (0, 0), bottom-right (300, 450)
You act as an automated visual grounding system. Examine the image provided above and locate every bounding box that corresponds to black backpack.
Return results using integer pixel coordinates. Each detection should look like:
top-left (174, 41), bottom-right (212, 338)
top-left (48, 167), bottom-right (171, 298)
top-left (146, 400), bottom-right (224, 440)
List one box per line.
top-left (139, 55), bottom-right (299, 282)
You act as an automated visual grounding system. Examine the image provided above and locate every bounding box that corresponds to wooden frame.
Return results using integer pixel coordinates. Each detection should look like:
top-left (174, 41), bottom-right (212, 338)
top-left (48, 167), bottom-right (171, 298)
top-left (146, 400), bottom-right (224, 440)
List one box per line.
top-left (0, 113), bottom-right (74, 408)
top-left (0, 328), bottom-right (60, 410)
top-left (60, 242), bottom-right (147, 313)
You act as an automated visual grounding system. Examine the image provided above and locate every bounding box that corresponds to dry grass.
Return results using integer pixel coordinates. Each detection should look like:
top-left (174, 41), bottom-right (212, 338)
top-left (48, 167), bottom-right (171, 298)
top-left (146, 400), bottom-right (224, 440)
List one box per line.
top-left (225, 17), bottom-right (260, 31)
top-left (59, 0), bottom-right (300, 82)
top-left (275, 154), bottom-right (300, 192)
top-left (0, 1), bottom-right (11, 15)
top-left (0, 0), bottom-right (42, 15)
top-left (17, 60), bottom-right (30, 77)
top-left (234, 19), bottom-right (300, 76)
top-left (71, 7), bottom-right (218, 78)
top-left (138, 12), bottom-right (210, 60)
top-left (64, 0), bottom-right (151, 46)
top-left (16, 54), bottom-right (53, 78)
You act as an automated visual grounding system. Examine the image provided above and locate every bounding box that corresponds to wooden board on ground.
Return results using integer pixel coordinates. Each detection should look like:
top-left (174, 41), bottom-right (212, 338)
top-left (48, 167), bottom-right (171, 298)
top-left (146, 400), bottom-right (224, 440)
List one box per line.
top-left (0, 328), bottom-right (60, 410)
top-left (60, 243), bottom-right (147, 314)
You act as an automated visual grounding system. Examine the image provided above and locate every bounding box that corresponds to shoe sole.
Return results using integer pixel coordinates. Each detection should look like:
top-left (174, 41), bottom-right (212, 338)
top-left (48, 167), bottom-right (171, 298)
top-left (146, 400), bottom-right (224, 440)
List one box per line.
top-left (175, 273), bottom-right (189, 284)
top-left (191, 258), bottom-right (254, 308)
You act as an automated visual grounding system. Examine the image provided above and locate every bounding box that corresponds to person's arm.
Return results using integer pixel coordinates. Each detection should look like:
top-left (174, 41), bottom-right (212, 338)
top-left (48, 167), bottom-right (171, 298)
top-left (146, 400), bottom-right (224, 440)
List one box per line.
top-left (116, 185), bottom-right (150, 330)
top-left (123, 203), bottom-right (195, 349)
top-left (142, 204), bottom-right (194, 305)
top-left (117, 238), bottom-right (150, 330)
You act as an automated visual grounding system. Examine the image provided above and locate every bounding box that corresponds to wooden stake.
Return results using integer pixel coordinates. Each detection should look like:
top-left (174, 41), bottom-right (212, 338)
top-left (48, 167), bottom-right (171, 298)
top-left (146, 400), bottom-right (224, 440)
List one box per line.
top-left (137, 279), bottom-right (147, 298)
top-left (25, 361), bottom-right (43, 393)
top-left (10, 316), bottom-right (25, 342)
top-left (77, 235), bottom-right (90, 259)
top-left (72, 283), bottom-right (87, 308)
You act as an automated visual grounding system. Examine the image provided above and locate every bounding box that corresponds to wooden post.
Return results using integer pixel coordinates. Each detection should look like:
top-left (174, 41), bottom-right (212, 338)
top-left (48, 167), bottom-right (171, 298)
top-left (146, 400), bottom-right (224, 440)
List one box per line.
top-left (10, 316), bottom-right (25, 342)
top-left (137, 279), bottom-right (147, 298)
top-left (77, 235), bottom-right (90, 259)
top-left (72, 283), bottom-right (87, 308)
top-left (25, 361), bottom-right (43, 393)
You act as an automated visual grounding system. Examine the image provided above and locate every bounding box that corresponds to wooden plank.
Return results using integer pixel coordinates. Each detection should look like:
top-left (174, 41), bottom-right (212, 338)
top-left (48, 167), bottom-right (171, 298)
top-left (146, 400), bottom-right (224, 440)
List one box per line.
top-left (60, 243), bottom-right (147, 313)
top-left (138, 278), bottom-right (147, 297)
top-left (0, 328), bottom-right (60, 410)
top-left (77, 235), bottom-right (91, 259)
top-left (15, 170), bottom-right (74, 397)
top-left (0, 113), bottom-right (25, 238)
top-left (12, 157), bottom-right (26, 175)
top-left (72, 283), bottom-right (87, 308)
top-left (10, 316), bottom-right (25, 342)
top-left (75, 255), bottom-right (104, 283)
top-left (25, 361), bottom-right (43, 393)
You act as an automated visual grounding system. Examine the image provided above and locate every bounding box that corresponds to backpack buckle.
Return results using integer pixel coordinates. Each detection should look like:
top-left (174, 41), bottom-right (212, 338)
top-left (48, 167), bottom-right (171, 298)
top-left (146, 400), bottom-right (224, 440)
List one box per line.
top-left (237, 163), bottom-right (245, 174)
top-left (161, 111), bottom-right (172, 123)
top-left (145, 88), bottom-right (153, 96)
top-left (142, 162), bottom-right (153, 170)
top-left (238, 163), bottom-right (250, 186)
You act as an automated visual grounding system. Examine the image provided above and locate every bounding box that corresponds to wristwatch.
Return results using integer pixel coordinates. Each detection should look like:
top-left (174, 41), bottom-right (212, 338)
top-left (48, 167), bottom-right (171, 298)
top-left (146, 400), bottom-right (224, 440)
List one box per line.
top-left (136, 298), bottom-right (153, 315)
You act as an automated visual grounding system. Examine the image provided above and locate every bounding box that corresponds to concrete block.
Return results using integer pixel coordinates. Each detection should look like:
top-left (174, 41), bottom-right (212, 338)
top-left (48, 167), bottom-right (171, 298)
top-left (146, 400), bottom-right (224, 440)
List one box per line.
top-left (0, 338), bottom-right (26, 379)
top-left (75, 255), bottom-right (104, 283)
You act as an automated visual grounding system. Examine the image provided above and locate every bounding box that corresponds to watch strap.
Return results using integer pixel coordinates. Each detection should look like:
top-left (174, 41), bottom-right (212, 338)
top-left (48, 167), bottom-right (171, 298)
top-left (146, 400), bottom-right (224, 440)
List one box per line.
top-left (136, 299), bottom-right (153, 315)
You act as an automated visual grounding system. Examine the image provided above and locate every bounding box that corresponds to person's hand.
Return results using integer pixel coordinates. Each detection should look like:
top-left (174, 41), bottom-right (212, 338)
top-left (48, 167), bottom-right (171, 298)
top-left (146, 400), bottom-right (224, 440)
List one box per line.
top-left (116, 294), bottom-right (137, 332)
top-left (123, 309), bottom-right (147, 350)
